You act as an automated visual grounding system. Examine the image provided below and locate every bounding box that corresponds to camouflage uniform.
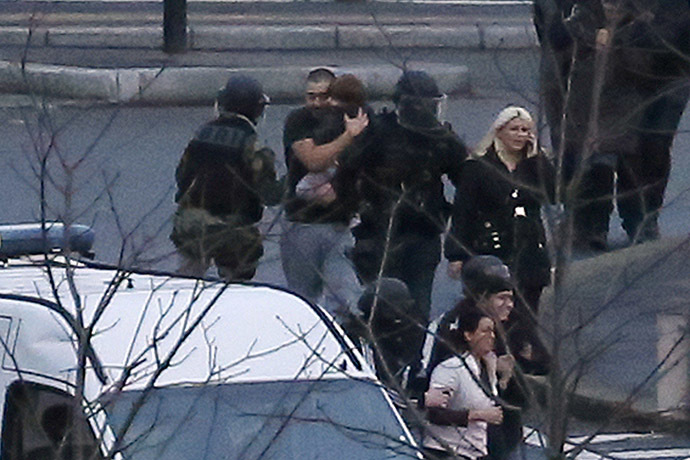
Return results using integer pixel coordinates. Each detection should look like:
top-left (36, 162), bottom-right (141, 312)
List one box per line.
top-left (171, 113), bottom-right (278, 281)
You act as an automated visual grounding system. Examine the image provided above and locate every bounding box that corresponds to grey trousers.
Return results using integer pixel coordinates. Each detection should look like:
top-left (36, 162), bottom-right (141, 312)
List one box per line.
top-left (279, 221), bottom-right (362, 321)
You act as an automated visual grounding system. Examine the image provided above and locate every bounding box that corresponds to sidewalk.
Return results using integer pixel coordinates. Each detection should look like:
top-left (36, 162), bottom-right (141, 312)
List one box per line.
top-left (0, 1), bottom-right (537, 103)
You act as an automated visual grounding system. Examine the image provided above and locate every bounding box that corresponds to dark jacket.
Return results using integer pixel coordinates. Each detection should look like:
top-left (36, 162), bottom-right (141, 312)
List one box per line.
top-left (534, 0), bottom-right (690, 163)
top-left (175, 113), bottom-right (277, 224)
top-left (347, 109), bottom-right (468, 240)
top-left (445, 146), bottom-right (555, 286)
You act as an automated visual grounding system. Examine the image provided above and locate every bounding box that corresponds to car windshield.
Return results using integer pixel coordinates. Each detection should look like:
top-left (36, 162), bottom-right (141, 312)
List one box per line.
top-left (104, 378), bottom-right (417, 459)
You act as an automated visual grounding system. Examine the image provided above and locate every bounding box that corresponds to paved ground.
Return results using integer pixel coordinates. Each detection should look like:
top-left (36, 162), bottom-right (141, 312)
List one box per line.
top-left (0, 1), bottom-right (536, 102)
top-left (1, 94), bottom-right (689, 435)
top-left (523, 426), bottom-right (690, 459)
top-left (1, 0), bottom-right (689, 442)
top-left (0, 1), bottom-right (533, 27)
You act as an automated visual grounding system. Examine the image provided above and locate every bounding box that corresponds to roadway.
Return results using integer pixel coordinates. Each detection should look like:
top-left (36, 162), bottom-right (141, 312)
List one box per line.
top-left (2, 0), bottom-right (689, 454)
top-left (0, 1), bottom-right (533, 27)
top-left (523, 427), bottom-right (690, 459)
top-left (0, 0), bottom-right (538, 102)
top-left (1, 92), bottom-right (689, 317)
top-left (2, 92), bottom-right (690, 455)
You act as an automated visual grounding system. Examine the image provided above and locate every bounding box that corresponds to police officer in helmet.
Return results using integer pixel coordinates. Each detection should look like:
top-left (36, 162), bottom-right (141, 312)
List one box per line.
top-left (352, 277), bottom-right (417, 389)
top-left (345, 70), bottom-right (468, 392)
top-left (171, 74), bottom-right (279, 281)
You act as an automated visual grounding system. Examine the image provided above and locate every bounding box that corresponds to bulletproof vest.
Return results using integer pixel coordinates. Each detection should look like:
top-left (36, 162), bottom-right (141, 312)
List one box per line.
top-left (177, 115), bottom-right (264, 222)
top-left (358, 111), bottom-right (452, 236)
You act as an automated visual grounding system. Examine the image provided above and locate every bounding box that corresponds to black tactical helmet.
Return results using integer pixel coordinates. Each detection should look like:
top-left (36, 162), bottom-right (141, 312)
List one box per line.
top-left (392, 70), bottom-right (441, 104)
top-left (216, 75), bottom-right (268, 122)
top-left (392, 71), bottom-right (448, 134)
top-left (461, 255), bottom-right (513, 299)
top-left (358, 277), bottom-right (414, 322)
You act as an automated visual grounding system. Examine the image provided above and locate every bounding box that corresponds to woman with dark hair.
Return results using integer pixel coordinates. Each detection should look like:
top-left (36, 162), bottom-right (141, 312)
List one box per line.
top-left (423, 308), bottom-right (503, 460)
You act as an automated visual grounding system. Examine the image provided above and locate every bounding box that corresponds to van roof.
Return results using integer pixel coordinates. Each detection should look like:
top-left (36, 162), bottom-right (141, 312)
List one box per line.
top-left (0, 261), bottom-right (370, 393)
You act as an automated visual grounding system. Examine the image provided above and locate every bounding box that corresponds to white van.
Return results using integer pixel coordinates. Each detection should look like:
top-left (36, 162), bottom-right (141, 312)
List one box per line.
top-left (0, 233), bottom-right (419, 459)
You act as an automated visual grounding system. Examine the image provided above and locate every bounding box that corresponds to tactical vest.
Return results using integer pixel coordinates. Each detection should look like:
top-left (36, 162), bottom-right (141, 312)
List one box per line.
top-left (176, 115), bottom-right (264, 223)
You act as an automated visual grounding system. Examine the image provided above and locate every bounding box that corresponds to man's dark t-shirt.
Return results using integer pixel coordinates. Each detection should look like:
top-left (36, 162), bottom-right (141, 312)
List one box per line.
top-left (283, 106), bottom-right (358, 224)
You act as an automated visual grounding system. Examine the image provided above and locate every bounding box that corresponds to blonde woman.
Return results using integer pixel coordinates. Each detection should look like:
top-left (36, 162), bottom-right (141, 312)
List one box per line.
top-left (444, 106), bottom-right (554, 373)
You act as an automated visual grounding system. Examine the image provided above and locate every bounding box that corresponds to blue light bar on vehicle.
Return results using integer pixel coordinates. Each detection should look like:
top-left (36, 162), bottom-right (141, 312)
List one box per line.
top-left (0, 223), bottom-right (95, 259)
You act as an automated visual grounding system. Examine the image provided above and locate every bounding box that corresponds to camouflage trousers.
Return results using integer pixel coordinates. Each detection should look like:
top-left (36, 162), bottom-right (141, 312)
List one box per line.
top-left (170, 207), bottom-right (263, 281)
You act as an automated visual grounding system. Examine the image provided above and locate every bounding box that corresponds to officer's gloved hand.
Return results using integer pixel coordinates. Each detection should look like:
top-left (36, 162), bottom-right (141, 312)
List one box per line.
top-left (406, 366), bottom-right (430, 401)
top-left (563, 3), bottom-right (605, 45)
top-left (252, 147), bottom-right (283, 206)
top-left (340, 312), bottom-right (370, 353)
top-left (251, 147), bottom-right (276, 177)
top-left (341, 311), bottom-right (369, 339)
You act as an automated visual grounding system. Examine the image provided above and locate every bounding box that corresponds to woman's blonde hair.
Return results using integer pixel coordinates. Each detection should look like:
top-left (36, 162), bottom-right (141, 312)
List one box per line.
top-left (473, 106), bottom-right (536, 158)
